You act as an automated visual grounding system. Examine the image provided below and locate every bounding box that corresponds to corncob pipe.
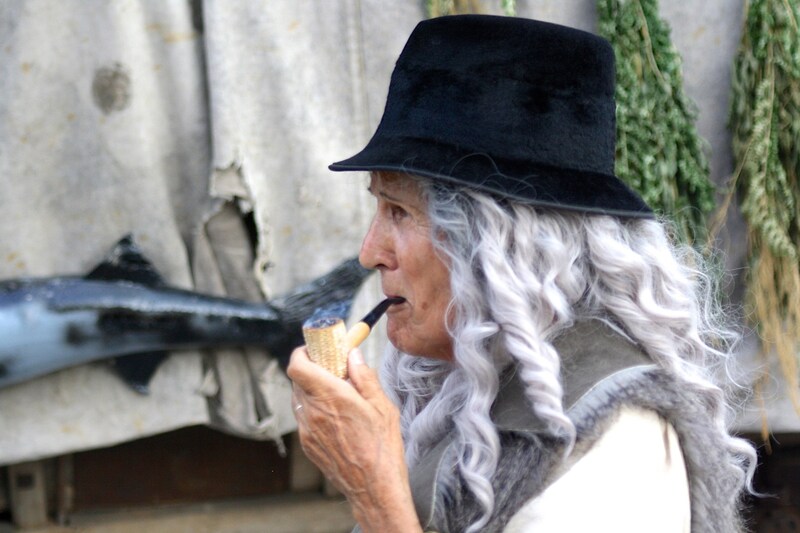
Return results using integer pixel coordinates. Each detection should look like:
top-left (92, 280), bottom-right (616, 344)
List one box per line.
top-left (303, 297), bottom-right (404, 378)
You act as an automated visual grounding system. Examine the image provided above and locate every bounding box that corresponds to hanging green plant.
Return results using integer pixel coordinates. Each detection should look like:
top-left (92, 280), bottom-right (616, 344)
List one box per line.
top-left (597, 0), bottom-right (716, 245)
top-left (729, 0), bottom-right (800, 412)
top-left (426, 0), bottom-right (516, 17)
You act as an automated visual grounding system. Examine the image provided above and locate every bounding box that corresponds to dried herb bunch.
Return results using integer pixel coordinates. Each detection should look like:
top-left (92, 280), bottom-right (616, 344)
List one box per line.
top-left (729, 0), bottom-right (800, 409)
top-left (426, 0), bottom-right (516, 17)
top-left (598, 0), bottom-right (716, 245)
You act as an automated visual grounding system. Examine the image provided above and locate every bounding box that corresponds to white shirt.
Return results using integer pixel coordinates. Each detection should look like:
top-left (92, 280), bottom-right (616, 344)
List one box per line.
top-left (504, 406), bottom-right (691, 532)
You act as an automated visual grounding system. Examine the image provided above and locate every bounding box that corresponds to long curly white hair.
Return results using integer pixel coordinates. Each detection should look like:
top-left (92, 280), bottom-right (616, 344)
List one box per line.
top-left (377, 174), bottom-right (756, 532)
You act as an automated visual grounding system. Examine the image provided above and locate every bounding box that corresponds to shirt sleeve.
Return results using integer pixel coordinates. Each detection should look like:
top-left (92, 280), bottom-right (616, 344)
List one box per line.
top-left (503, 406), bottom-right (691, 533)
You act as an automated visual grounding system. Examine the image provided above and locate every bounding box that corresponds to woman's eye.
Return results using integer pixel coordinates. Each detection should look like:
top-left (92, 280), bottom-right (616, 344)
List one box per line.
top-left (390, 205), bottom-right (408, 221)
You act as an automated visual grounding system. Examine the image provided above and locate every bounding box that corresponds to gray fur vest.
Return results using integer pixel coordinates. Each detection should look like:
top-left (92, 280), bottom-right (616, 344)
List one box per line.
top-left (354, 320), bottom-right (749, 532)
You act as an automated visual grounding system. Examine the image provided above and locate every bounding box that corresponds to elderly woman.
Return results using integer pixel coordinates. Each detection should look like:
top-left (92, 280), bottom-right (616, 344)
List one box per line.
top-left (288, 15), bottom-right (756, 533)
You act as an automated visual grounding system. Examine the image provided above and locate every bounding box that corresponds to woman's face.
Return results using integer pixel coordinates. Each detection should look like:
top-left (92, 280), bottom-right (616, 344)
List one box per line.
top-left (359, 173), bottom-right (454, 361)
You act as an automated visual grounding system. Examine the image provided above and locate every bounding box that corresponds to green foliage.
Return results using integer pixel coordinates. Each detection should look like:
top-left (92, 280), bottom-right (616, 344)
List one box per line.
top-left (426, 0), bottom-right (516, 17)
top-left (729, 0), bottom-right (800, 410)
top-left (730, 0), bottom-right (800, 261)
top-left (597, 0), bottom-right (716, 245)
top-left (427, 0), bottom-right (455, 17)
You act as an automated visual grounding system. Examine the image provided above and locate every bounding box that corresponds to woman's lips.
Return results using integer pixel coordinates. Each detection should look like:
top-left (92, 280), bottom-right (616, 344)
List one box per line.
top-left (385, 295), bottom-right (406, 311)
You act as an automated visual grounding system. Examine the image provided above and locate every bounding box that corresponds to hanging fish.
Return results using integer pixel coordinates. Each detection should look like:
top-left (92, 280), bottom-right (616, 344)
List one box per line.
top-left (0, 235), bottom-right (371, 393)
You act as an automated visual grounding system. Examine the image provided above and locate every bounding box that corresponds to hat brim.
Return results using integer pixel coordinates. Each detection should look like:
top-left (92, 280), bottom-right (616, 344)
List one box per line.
top-left (330, 137), bottom-right (654, 219)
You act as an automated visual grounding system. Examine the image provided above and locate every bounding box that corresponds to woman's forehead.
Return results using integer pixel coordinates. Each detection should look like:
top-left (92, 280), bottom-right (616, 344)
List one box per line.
top-left (369, 171), bottom-right (425, 196)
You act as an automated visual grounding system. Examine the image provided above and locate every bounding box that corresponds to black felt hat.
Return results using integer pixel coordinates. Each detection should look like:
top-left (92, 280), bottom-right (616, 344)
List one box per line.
top-left (330, 15), bottom-right (653, 218)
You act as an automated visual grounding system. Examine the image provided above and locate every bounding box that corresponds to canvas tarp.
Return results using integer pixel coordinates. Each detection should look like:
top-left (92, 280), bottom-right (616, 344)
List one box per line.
top-left (0, 0), bottom-right (792, 466)
top-left (0, 0), bottom-right (424, 465)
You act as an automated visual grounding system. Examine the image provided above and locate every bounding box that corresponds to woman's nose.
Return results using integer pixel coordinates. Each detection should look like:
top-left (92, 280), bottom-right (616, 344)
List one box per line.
top-left (359, 215), bottom-right (393, 270)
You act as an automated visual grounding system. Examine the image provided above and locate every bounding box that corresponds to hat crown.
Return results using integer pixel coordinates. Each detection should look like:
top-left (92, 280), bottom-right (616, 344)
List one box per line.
top-left (406, 16), bottom-right (615, 93)
top-left (386, 15), bottom-right (617, 177)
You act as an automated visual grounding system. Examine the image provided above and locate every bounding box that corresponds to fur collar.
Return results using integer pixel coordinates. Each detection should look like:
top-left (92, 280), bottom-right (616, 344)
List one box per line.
top-left (412, 320), bottom-right (747, 533)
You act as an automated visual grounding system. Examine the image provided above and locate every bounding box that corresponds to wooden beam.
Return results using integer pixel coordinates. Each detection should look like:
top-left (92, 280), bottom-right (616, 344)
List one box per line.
top-left (8, 460), bottom-right (49, 529)
top-left (56, 455), bottom-right (74, 525)
top-left (0, 467), bottom-right (8, 514)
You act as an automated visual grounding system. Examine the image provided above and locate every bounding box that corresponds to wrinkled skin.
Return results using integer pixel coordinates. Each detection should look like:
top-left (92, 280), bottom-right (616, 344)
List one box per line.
top-left (289, 348), bottom-right (420, 532)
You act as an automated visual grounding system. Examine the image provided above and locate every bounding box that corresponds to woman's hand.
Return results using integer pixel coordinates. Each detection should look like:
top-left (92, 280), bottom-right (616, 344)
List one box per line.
top-left (288, 346), bottom-right (422, 533)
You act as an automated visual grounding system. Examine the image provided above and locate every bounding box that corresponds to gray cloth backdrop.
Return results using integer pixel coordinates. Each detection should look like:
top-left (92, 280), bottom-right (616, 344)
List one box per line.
top-left (0, 0), bottom-right (788, 465)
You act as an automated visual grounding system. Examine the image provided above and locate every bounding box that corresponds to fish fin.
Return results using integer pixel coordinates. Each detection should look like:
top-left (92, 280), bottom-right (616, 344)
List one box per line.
top-left (271, 257), bottom-right (372, 326)
top-left (111, 351), bottom-right (169, 394)
top-left (86, 235), bottom-right (166, 287)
